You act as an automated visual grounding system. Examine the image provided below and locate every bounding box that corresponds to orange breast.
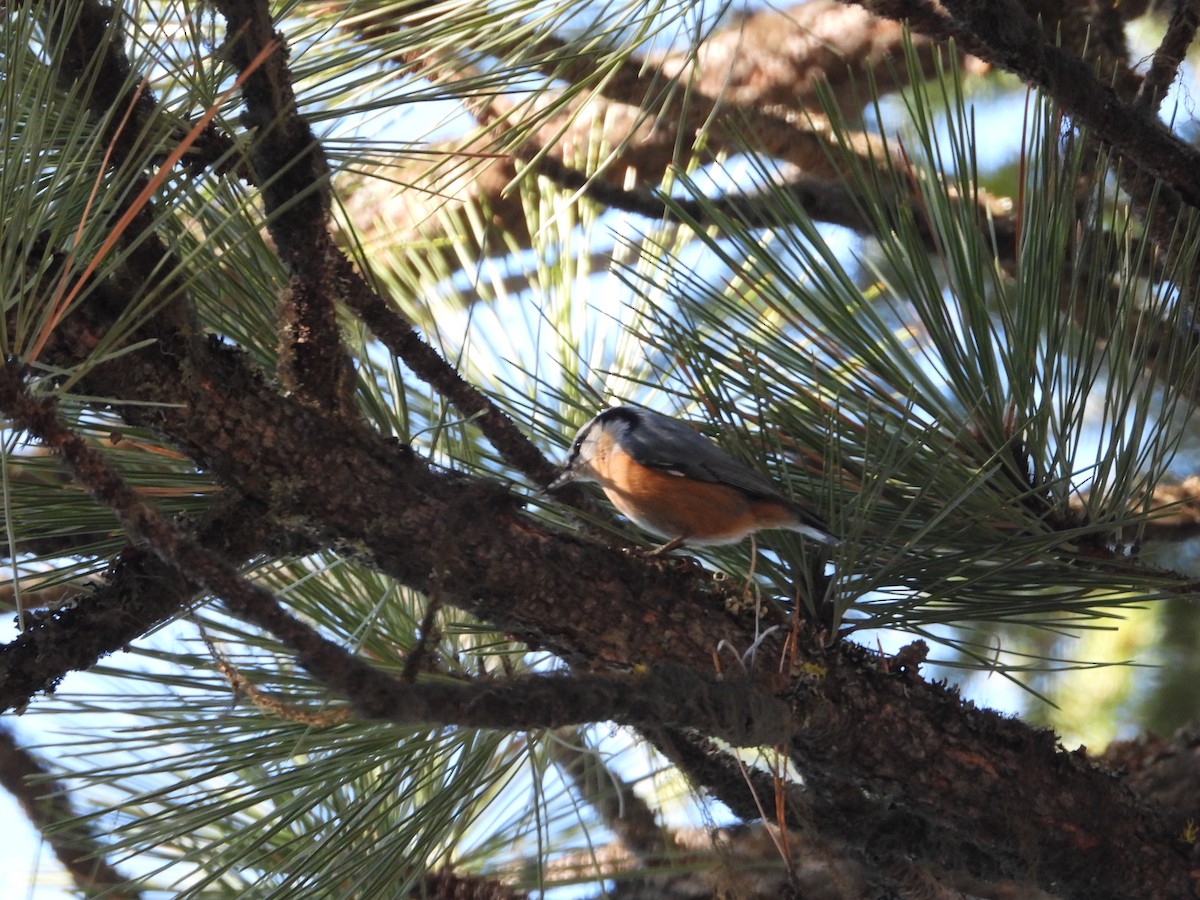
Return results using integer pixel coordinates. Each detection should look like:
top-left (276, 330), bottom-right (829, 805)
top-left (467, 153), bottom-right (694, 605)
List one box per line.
top-left (596, 448), bottom-right (792, 545)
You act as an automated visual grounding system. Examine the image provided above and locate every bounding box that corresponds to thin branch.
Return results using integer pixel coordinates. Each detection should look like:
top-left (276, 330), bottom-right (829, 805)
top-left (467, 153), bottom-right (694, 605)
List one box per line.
top-left (1135, 0), bottom-right (1200, 111)
top-left (0, 725), bottom-right (137, 898)
top-left (862, 0), bottom-right (1200, 310)
top-left (331, 253), bottom-right (562, 486)
top-left (200, 622), bottom-right (354, 727)
top-left (528, 150), bottom-right (1020, 268)
top-left (547, 728), bottom-right (670, 862)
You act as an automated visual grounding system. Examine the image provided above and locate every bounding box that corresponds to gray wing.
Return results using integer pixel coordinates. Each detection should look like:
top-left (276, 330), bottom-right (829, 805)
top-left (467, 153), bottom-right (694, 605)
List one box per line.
top-left (622, 410), bottom-right (794, 502)
top-left (620, 408), bottom-right (834, 538)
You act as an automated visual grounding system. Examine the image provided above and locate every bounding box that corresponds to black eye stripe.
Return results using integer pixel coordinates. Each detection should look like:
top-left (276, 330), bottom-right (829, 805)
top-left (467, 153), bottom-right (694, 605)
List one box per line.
top-left (565, 422), bottom-right (594, 466)
top-left (566, 408), bottom-right (638, 469)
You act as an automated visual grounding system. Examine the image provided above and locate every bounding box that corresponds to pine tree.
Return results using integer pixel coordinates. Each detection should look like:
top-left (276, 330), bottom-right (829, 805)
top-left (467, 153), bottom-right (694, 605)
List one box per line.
top-left (2, 2), bottom-right (1199, 897)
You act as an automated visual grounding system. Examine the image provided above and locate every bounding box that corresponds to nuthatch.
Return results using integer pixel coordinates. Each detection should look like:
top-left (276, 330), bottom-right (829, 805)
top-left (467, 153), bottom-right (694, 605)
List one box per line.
top-left (548, 406), bottom-right (838, 552)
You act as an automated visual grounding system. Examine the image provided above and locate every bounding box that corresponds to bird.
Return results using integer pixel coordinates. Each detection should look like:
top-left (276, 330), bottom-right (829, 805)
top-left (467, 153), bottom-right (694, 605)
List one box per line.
top-left (548, 406), bottom-right (838, 552)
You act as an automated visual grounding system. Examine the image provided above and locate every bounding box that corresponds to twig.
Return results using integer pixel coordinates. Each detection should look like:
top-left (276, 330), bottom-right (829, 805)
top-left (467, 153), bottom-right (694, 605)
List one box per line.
top-left (547, 727), bottom-right (670, 861)
top-left (330, 254), bottom-right (562, 486)
top-left (1135, 0), bottom-right (1200, 111)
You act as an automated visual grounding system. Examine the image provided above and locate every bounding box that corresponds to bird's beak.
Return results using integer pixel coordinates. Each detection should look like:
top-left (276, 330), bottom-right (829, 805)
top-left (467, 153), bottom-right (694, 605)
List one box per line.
top-left (545, 469), bottom-right (574, 492)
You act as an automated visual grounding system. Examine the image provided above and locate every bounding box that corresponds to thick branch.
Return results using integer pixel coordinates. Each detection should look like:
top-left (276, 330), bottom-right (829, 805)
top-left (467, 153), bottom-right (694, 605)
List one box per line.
top-left (366, 666), bottom-right (791, 747)
top-left (341, 2), bottom-right (1010, 268)
top-left (214, 0), bottom-right (353, 414)
top-left (0, 360), bottom-right (791, 750)
top-left (8, 290), bottom-right (1193, 894)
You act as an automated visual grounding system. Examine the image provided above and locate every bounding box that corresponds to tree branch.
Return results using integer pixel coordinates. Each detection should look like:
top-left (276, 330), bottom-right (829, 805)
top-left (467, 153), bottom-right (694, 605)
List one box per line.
top-left (341, 1), bottom-right (1010, 269)
top-left (547, 728), bottom-right (670, 862)
top-left (37, 0), bottom-right (553, 490)
top-left (931, 0), bottom-right (1200, 207)
top-left (214, 0), bottom-right (354, 414)
top-left (0, 360), bottom-right (792, 748)
top-left (1136, 0), bottom-right (1200, 111)
top-left (0, 491), bottom-right (306, 713)
top-left (0, 725), bottom-right (137, 897)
